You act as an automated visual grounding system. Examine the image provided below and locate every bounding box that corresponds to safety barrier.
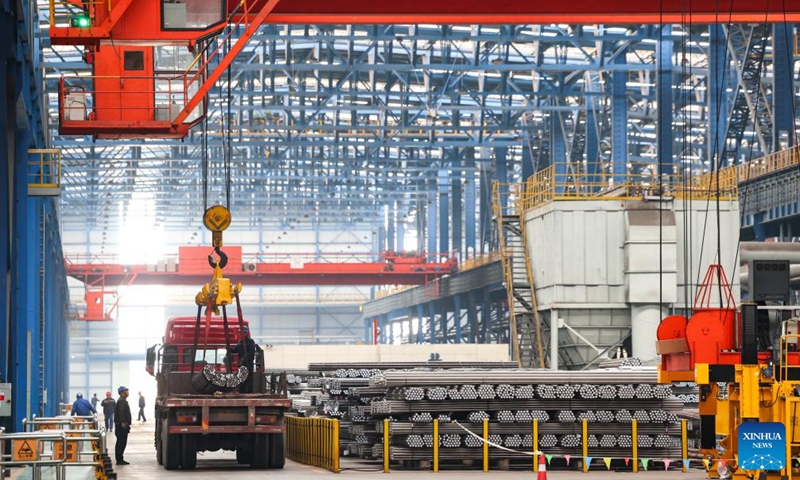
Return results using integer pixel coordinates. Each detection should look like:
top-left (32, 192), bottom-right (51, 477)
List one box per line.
top-left (378, 418), bottom-right (691, 473)
top-left (10, 416), bottom-right (115, 480)
top-left (27, 149), bottom-right (62, 196)
top-left (285, 416), bottom-right (339, 473)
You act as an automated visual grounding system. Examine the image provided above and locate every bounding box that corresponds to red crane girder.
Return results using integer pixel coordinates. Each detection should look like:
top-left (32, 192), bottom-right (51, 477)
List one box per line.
top-left (65, 247), bottom-right (458, 287)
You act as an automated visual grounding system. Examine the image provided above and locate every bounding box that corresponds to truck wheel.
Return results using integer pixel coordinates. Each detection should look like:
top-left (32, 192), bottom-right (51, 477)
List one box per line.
top-left (181, 435), bottom-right (197, 470)
top-left (250, 434), bottom-right (269, 469)
top-left (268, 433), bottom-right (285, 469)
top-left (162, 420), bottom-right (181, 470)
top-left (236, 447), bottom-right (252, 465)
top-left (155, 421), bottom-right (163, 465)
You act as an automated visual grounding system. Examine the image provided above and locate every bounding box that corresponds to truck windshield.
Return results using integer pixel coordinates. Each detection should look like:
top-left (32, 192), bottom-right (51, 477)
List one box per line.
top-left (193, 348), bottom-right (228, 364)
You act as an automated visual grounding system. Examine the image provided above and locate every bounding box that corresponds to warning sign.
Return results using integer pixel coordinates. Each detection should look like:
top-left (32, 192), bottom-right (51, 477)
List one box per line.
top-left (12, 439), bottom-right (39, 462)
top-left (54, 440), bottom-right (78, 463)
top-left (36, 423), bottom-right (55, 430)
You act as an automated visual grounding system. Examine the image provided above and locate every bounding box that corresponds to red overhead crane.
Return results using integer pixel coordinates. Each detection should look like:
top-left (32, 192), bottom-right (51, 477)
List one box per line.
top-left (50, 0), bottom-right (800, 139)
top-left (66, 247), bottom-right (458, 287)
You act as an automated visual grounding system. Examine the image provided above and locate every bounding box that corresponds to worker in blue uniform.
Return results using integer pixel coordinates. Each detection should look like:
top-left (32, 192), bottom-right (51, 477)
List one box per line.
top-left (71, 393), bottom-right (96, 416)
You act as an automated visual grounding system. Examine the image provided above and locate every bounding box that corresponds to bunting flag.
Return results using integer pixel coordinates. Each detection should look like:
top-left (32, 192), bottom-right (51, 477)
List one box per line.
top-left (641, 458), bottom-right (650, 470)
top-left (545, 454), bottom-right (553, 465)
top-left (624, 458), bottom-right (630, 466)
top-left (682, 460), bottom-right (691, 470)
top-left (585, 457), bottom-right (593, 470)
top-left (702, 459), bottom-right (710, 471)
top-left (603, 458), bottom-right (612, 470)
top-left (563, 455), bottom-right (570, 465)
top-left (662, 459), bottom-right (671, 470)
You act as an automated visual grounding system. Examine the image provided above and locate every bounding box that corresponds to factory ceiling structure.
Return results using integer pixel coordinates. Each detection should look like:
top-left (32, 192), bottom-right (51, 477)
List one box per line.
top-left (41, 10), bottom-right (800, 252)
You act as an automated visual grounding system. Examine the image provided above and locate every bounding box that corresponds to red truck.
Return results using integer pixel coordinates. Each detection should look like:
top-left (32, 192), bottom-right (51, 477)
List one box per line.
top-left (146, 316), bottom-right (290, 470)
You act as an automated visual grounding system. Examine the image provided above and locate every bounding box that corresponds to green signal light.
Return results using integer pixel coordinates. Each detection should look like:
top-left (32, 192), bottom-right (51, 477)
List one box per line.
top-left (70, 14), bottom-right (91, 28)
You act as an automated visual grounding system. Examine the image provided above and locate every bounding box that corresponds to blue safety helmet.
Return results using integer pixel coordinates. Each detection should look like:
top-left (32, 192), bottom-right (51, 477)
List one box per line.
top-left (76, 393), bottom-right (83, 399)
top-left (118, 386), bottom-right (128, 394)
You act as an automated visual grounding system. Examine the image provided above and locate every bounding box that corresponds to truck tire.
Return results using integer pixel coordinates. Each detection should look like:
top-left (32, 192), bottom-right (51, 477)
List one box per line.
top-left (250, 434), bottom-right (269, 469)
top-left (181, 434), bottom-right (197, 470)
top-left (268, 433), bottom-right (285, 469)
top-left (236, 447), bottom-right (252, 465)
top-left (162, 420), bottom-right (182, 470)
top-left (155, 421), bottom-right (163, 465)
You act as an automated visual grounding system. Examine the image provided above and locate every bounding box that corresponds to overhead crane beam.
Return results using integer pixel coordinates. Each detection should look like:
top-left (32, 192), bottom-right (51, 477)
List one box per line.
top-left (242, 0), bottom-right (797, 24)
top-left (65, 247), bottom-right (458, 287)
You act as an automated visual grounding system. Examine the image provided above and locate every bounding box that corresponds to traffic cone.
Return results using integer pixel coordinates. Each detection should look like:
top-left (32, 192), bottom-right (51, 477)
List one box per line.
top-left (537, 453), bottom-right (547, 480)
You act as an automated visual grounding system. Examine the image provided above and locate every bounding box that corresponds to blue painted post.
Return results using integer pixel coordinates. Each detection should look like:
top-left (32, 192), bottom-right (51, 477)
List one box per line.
top-left (612, 54), bottom-right (628, 184)
top-left (387, 202), bottom-right (396, 252)
top-left (479, 165), bottom-right (491, 254)
top-left (416, 304), bottom-right (425, 343)
top-left (453, 295), bottom-right (463, 343)
top-left (481, 297), bottom-right (491, 343)
top-left (467, 292), bottom-right (478, 343)
top-left (451, 153), bottom-right (463, 259)
top-left (522, 142), bottom-right (534, 182)
top-left (438, 169), bottom-right (450, 257)
top-left (708, 25), bottom-right (728, 166)
top-left (429, 301), bottom-right (437, 344)
top-left (551, 113), bottom-right (567, 193)
top-left (0, 11), bottom-right (10, 399)
top-left (585, 102), bottom-right (599, 191)
top-left (427, 189), bottom-right (437, 261)
top-left (496, 147), bottom-right (508, 208)
top-left (773, 24), bottom-right (796, 149)
top-left (464, 148), bottom-right (476, 258)
top-left (397, 218), bottom-right (405, 252)
top-left (657, 25), bottom-right (674, 174)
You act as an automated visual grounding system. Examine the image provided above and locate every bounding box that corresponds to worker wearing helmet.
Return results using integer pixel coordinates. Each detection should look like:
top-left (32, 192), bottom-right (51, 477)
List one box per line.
top-left (71, 393), bottom-right (96, 416)
top-left (114, 386), bottom-right (132, 466)
top-left (100, 391), bottom-right (116, 432)
top-left (231, 325), bottom-right (262, 393)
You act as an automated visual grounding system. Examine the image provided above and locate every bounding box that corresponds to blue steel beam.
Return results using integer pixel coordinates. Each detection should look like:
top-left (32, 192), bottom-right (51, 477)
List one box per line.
top-left (657, 25), bottom-right (674, 173)
top-left (772, 24), bottom-right (796, 149)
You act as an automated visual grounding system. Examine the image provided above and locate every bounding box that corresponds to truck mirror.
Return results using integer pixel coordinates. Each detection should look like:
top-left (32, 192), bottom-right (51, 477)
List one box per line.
top-left (146, 345), bottom-right (156, 376)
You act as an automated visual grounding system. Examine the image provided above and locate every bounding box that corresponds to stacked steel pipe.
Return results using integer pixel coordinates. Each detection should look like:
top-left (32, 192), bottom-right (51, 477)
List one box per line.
top-left (312, 364), bottom-right (696, 468)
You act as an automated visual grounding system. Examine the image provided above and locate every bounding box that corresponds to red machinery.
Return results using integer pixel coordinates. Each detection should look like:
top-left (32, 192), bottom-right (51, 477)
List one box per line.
top-left (656, 264), bottom-right (770, 381)
top-left (50, 0), bottom-right (800, 139)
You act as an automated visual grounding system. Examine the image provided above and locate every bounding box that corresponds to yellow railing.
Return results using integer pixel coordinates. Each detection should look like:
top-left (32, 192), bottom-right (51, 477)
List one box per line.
top-left (703, 143), bottom-right (800, 188)
top-left (285, 416), bottom-right (339, 473)
top-left (27, 149), bottom-right (62, 196)
top-left (49, 0), bottom-right (112, 27)
top-left (459, 251), bottom-right (501, 272)
top-left (522, 161), bottom-right (740, 210)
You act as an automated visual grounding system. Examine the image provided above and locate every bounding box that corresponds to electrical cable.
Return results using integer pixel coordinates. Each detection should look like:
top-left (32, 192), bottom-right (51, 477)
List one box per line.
top-left (693, 0), bottom-right (736, 302)
top-left (728, 6), bottom-right (773, 281)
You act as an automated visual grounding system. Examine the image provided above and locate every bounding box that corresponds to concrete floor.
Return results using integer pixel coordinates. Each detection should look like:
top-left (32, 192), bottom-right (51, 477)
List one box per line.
top-left (104, 420), bottom-right (712, 479)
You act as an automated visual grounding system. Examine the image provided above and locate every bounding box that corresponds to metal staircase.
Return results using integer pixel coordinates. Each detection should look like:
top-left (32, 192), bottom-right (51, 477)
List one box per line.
top-left (492, 182), bottom-right (544, 368)
top-left (721, 24), bottom-right (772, 167)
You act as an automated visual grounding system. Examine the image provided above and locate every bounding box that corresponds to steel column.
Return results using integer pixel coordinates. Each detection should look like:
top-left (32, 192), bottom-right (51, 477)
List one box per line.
top-left (707, 25), bottom-right (728, 165)
top-left (451, 152), bottom-right (463, 258)
top-left (772, 24), bottom-right (796, 149)
top-left (657, 25), bottom-right (674, 173)
top-left (438, 169), bottom-right (449, 257)
top-left (464, 148), bottom-right (476, 258)
top-left (612, 55), bottom-right (627, 183)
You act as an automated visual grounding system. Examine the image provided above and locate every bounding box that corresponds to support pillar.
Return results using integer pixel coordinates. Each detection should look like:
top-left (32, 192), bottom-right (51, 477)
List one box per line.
top-left (464, 148), bottom-right (476, 258)
top-left (773, 23), bottom-right (796, 149)
top-left (708, 25), bottom-right (728, 164)
top-left (612, 54), bottom-right (628, 183)
top-left (438, 169), bottom-right (449, 257)
top-left (657, 25), bottom-right (674, 173)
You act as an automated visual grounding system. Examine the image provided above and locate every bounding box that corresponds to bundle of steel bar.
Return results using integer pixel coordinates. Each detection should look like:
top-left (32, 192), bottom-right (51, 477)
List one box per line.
top-left (309, 361), bottom-right (520, 371)
top-left (369, 368), bottom-right (661, 387)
